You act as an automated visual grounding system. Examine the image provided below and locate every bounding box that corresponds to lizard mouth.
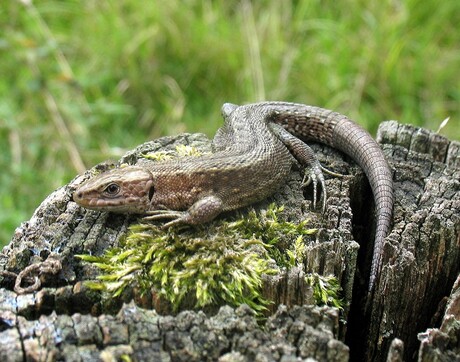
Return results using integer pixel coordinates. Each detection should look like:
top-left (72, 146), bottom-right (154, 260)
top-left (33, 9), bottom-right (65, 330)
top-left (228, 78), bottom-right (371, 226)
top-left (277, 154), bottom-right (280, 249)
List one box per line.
top-left (90, 198), bottom-right (141, 212)
top-left (73, 192), bottom-right (148, 214)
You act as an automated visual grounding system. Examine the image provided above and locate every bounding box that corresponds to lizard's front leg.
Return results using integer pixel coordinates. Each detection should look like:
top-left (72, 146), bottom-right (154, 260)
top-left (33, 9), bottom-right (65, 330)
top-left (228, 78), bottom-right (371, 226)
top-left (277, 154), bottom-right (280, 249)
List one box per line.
top-left (144, 195), bottom-right (224, 228)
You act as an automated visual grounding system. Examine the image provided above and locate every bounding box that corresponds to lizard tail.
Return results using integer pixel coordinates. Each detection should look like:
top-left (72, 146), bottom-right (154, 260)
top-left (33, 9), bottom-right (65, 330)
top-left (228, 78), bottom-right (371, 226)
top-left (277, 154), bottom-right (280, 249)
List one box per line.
top-left (332, 117), bottom-right (394, 291)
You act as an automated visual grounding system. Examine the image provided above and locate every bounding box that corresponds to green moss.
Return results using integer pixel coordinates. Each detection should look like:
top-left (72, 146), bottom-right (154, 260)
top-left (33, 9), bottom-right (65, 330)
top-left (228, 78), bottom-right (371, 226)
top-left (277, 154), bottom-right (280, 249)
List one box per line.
top-left (78, 204), bottom-right (345, 313)
top-left (286, 235), bottom-right (308, 268)
top-left (142, 145), bottom-right (205, 161)
top-left (120, 355), bottom-right (132, 362)
top-left (175, 144), bottom-right (204, 157)
top-left (305, 273), bottom-right (344, 310)
top-left (78, 205), bottom-right (306, 312)
top-left (283, 233), bottom-right (345, 310)
top-left (231, 205), bottom-right (317, 268)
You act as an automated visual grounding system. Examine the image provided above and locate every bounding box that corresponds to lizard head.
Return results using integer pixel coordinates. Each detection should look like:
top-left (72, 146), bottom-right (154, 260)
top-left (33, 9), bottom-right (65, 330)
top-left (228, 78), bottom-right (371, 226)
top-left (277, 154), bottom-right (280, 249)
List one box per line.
top-left (73, 166), bottom-right (155, 214)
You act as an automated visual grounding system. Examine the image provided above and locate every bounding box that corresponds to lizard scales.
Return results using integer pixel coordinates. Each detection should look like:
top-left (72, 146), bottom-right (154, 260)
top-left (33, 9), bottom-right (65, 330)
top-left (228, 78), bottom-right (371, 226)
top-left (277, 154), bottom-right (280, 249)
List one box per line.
top-left (74, 102), bottom-right (393, 291)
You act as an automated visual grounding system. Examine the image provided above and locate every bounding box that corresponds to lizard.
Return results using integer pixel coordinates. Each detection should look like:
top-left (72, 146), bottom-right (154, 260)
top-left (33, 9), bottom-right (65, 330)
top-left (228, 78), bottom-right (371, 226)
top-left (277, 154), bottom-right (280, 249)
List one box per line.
top-left (73, 101), bottom-right (394, 291)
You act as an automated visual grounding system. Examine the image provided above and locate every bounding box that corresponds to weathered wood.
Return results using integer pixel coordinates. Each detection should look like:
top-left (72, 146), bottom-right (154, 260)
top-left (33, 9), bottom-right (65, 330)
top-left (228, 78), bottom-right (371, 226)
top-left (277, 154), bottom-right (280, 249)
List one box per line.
top-left (417, 274), bottom-right (460, 361)
top-left (0, 301), bottom-right (348, 362)
top-left (346, 121), bottom-right (460, 361)
top-left (0, 121), bottom-right (459, 361)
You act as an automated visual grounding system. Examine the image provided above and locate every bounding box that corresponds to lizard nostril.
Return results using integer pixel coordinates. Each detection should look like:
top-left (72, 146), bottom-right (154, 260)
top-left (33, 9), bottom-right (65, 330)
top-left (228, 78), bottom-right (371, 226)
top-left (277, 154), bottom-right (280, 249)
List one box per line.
top-left (148, 186), bottom-right (155, 201)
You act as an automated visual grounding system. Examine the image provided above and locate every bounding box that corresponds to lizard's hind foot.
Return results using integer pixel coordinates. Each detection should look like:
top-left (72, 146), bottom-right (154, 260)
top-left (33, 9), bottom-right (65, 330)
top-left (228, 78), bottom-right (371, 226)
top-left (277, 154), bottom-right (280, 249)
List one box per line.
top-left (301, 164), bottom-right (327, 213)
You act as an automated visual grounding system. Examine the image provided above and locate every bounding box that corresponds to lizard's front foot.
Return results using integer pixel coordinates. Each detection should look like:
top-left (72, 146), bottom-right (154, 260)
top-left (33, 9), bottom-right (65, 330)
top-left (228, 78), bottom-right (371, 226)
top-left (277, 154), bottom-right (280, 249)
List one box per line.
top-left (144, 195), bottom-right (224, 229)
top-left (143, 210), bottom-right (189, 229)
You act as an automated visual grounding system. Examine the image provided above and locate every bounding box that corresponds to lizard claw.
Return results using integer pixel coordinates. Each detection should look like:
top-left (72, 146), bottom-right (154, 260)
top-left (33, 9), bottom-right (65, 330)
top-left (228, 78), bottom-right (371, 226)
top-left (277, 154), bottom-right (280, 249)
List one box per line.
top-left (143, 210), bottom-right (188, 229)
top-left (320, 165), bottom-right (344, 178)
top-left (302, 163), bottom-right (327, 213)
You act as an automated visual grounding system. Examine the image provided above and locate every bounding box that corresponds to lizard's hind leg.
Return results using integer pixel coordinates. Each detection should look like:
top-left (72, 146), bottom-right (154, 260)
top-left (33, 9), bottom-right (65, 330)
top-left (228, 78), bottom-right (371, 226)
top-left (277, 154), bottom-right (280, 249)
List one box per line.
top-left (269, 123), bottom-right (328, 213)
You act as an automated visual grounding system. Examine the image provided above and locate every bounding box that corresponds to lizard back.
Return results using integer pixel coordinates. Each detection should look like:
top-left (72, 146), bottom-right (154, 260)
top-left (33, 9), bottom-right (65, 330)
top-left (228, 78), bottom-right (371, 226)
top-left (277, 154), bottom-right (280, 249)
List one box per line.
top-left (143, 104), bottom-right (294, 212)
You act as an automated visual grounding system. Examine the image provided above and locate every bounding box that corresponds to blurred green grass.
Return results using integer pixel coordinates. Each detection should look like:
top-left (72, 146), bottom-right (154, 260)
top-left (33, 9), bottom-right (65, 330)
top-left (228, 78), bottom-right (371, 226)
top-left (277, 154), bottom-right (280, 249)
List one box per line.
top-left (1, 0), bottom-right (459, 246)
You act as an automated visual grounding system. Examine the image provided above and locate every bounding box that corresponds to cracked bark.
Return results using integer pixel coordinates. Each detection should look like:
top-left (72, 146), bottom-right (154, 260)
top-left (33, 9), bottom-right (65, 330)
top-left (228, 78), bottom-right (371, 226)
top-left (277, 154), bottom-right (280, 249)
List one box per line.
top-left (0, 122), bottom-right (459, 361)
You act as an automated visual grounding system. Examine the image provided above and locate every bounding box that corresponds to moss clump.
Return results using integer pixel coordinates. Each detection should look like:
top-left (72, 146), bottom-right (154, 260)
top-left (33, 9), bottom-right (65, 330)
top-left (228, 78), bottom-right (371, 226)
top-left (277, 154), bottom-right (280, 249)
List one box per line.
top-left (79, 204), bottom-right (317, 313)
top-left (79, 204), bottom-right (344, 313)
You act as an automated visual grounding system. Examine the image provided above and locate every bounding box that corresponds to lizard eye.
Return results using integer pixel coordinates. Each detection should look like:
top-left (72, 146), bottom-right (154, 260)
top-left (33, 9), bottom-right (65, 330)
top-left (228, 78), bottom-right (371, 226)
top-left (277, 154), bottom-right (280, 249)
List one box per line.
top-left (104, 183), bottom-right (120, 196)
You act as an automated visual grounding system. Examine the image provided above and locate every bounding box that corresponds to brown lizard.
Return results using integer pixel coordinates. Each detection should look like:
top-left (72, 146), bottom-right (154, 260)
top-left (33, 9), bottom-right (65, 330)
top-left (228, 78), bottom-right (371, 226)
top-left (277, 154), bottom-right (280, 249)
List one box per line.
top-left (73, 102), bottom-right (393, 291)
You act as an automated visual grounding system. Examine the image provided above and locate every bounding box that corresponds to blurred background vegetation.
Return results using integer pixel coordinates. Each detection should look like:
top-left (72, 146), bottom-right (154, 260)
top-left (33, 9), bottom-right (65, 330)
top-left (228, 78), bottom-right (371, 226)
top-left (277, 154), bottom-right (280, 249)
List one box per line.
top-left (1, 0), bottom-right (459, 247)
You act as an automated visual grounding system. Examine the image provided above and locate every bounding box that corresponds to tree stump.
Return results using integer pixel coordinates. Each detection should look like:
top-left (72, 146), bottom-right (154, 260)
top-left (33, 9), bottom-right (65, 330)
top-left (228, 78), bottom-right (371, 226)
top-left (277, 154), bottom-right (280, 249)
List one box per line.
top-left (349, 121), bottom-right (460, 361)
top-left (0, 121), bottom-right (458, 361)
